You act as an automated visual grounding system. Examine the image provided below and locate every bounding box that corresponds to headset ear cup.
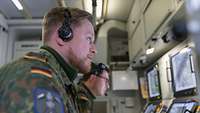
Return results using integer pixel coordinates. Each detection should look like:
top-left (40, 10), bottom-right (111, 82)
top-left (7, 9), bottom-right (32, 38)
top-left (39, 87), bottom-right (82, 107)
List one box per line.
top-left (58, 9), bottom-right (73, 42)
top-left (58, 25), bottom-right (73, 41)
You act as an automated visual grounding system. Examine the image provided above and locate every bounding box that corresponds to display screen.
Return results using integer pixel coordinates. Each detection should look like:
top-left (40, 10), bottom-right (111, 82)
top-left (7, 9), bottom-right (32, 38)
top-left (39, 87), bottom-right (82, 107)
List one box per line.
top-left (168, 101), bottom-right (197, 113)
top-left (146, 65), bottom-right (161, 99)
top-left (144, 104), bottom-right (157, 113)
top-left (171, 47), bottom-right (197, 93)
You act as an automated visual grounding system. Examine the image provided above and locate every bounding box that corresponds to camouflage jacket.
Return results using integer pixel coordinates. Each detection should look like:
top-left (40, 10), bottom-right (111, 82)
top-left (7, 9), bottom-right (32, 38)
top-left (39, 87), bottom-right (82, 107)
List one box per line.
top-left (77, 82), bottom-right (95, 113)
top-left (0, 46), bottom-right (79, 113)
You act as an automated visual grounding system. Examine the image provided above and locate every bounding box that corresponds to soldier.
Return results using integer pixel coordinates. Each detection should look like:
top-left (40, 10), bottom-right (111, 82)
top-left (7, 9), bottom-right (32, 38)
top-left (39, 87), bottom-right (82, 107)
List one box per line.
top-left (77, 63), bottom-right (110, 113)
top-left (0, 7), bottom-right (96, 113)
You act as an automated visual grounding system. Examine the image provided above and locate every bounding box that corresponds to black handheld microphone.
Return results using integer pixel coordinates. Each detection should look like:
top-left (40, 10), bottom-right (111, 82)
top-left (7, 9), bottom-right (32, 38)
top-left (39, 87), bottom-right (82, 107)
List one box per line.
top-left (90, 63), bottom-right (109, 76)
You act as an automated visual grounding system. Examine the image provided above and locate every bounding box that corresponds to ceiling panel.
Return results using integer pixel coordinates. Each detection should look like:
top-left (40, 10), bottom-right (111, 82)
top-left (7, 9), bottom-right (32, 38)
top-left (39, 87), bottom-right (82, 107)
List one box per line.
top-left (0, 0), bottom-right (24, 19)
top-left (0, 0), bottom-right (135, 22)
top-left (23, 0), bottom-right (57, 18)
top-left (106, 0), bottom-right (134, 21)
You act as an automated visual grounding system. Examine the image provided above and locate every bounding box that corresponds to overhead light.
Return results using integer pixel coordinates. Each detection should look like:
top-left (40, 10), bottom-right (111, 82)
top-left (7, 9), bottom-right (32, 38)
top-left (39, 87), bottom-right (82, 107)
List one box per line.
top-left (11, 0), bottom-right (23, 10)
top-left (146, 48), bottom-right (155, 55)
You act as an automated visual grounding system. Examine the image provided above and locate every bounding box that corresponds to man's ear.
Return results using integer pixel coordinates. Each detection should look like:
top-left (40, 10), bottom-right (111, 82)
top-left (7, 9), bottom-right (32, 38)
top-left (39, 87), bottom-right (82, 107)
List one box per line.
top-left (56, 35), bottom-right (66, 46)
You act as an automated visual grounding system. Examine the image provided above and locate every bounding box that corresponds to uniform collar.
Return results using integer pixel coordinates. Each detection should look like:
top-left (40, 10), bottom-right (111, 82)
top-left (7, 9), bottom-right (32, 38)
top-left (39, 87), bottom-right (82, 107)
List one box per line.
top-left (40, 46), bottom-right (77, 81)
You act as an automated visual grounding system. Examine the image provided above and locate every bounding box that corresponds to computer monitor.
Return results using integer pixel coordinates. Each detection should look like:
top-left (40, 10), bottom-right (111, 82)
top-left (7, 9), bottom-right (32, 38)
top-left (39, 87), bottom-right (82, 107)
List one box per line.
top-left (144, 101), bottom-right (162, 113)
top-left (167, 99), bottom-right (198, 113)
top-left (144, 103), bottom-right (157, 113)
top-left (146, 64), bottom-right (162, 100)
top-left (170, 47), bottom-right (197, 97)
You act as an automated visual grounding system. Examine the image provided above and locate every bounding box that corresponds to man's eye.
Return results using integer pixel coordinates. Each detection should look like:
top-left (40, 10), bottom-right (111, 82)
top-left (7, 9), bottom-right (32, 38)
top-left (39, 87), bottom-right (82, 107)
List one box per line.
top-left (87, 37), bottom-right (92, 44)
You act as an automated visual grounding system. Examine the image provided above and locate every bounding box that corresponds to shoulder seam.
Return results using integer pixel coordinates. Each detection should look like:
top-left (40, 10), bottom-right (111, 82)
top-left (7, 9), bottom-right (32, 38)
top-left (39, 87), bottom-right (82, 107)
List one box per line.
top-left (24, 55), bottom-right (47, 63)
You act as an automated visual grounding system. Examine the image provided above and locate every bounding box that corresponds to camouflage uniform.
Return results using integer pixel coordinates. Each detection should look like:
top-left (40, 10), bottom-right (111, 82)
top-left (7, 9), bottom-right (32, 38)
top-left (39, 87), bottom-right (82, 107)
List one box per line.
top-left (77, 82), bottom-right (95, 113)
top-left (0, 46), bottom-right (79, 113)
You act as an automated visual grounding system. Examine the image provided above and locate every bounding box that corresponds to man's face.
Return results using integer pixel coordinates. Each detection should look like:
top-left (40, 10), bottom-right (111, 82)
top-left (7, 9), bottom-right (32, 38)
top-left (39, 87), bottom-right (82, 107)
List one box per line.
top-left (95, 70), bottom-right (109, 96)
top-left (68, 19), bottom-right (96, 74)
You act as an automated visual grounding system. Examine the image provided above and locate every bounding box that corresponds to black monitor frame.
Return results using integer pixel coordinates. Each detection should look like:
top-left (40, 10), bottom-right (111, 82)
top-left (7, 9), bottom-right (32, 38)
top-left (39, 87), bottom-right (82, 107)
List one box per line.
top-left (143, 101), bottom-right (161, 113)
top-left (146, 64), bottom-right (162, 101)
top-left (170, 47), bottom-right (197, 97)
top-left (167, 99), bottom-right (198, 113)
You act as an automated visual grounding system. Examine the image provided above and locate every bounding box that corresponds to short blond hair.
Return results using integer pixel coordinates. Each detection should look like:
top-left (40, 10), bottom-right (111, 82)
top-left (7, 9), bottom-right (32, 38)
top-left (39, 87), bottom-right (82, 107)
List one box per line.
top-left (42, 7), bottom-right (93, 43)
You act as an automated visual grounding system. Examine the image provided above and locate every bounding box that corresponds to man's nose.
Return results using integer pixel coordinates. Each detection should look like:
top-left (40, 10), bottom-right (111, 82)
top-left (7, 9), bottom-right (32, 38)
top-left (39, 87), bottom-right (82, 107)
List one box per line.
top-left (90, 44), bottom-right (97, 55)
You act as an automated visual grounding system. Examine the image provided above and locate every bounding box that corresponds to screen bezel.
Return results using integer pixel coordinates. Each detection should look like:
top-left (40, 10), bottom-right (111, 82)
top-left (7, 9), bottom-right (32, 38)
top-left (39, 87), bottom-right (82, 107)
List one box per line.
top-left (144, 101), bottom-right (161, 113)
top-left (146, 64), bottom-right (162, 101)
top-left (170, 47), bottom-right (197, 97)
top-left (167, 99), bottom-right (198, 113)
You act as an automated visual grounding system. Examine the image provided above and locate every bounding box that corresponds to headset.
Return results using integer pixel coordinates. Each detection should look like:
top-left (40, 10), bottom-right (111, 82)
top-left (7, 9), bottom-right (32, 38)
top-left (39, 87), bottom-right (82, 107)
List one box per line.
top-left (58, 9), bottom-right (73, 42)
